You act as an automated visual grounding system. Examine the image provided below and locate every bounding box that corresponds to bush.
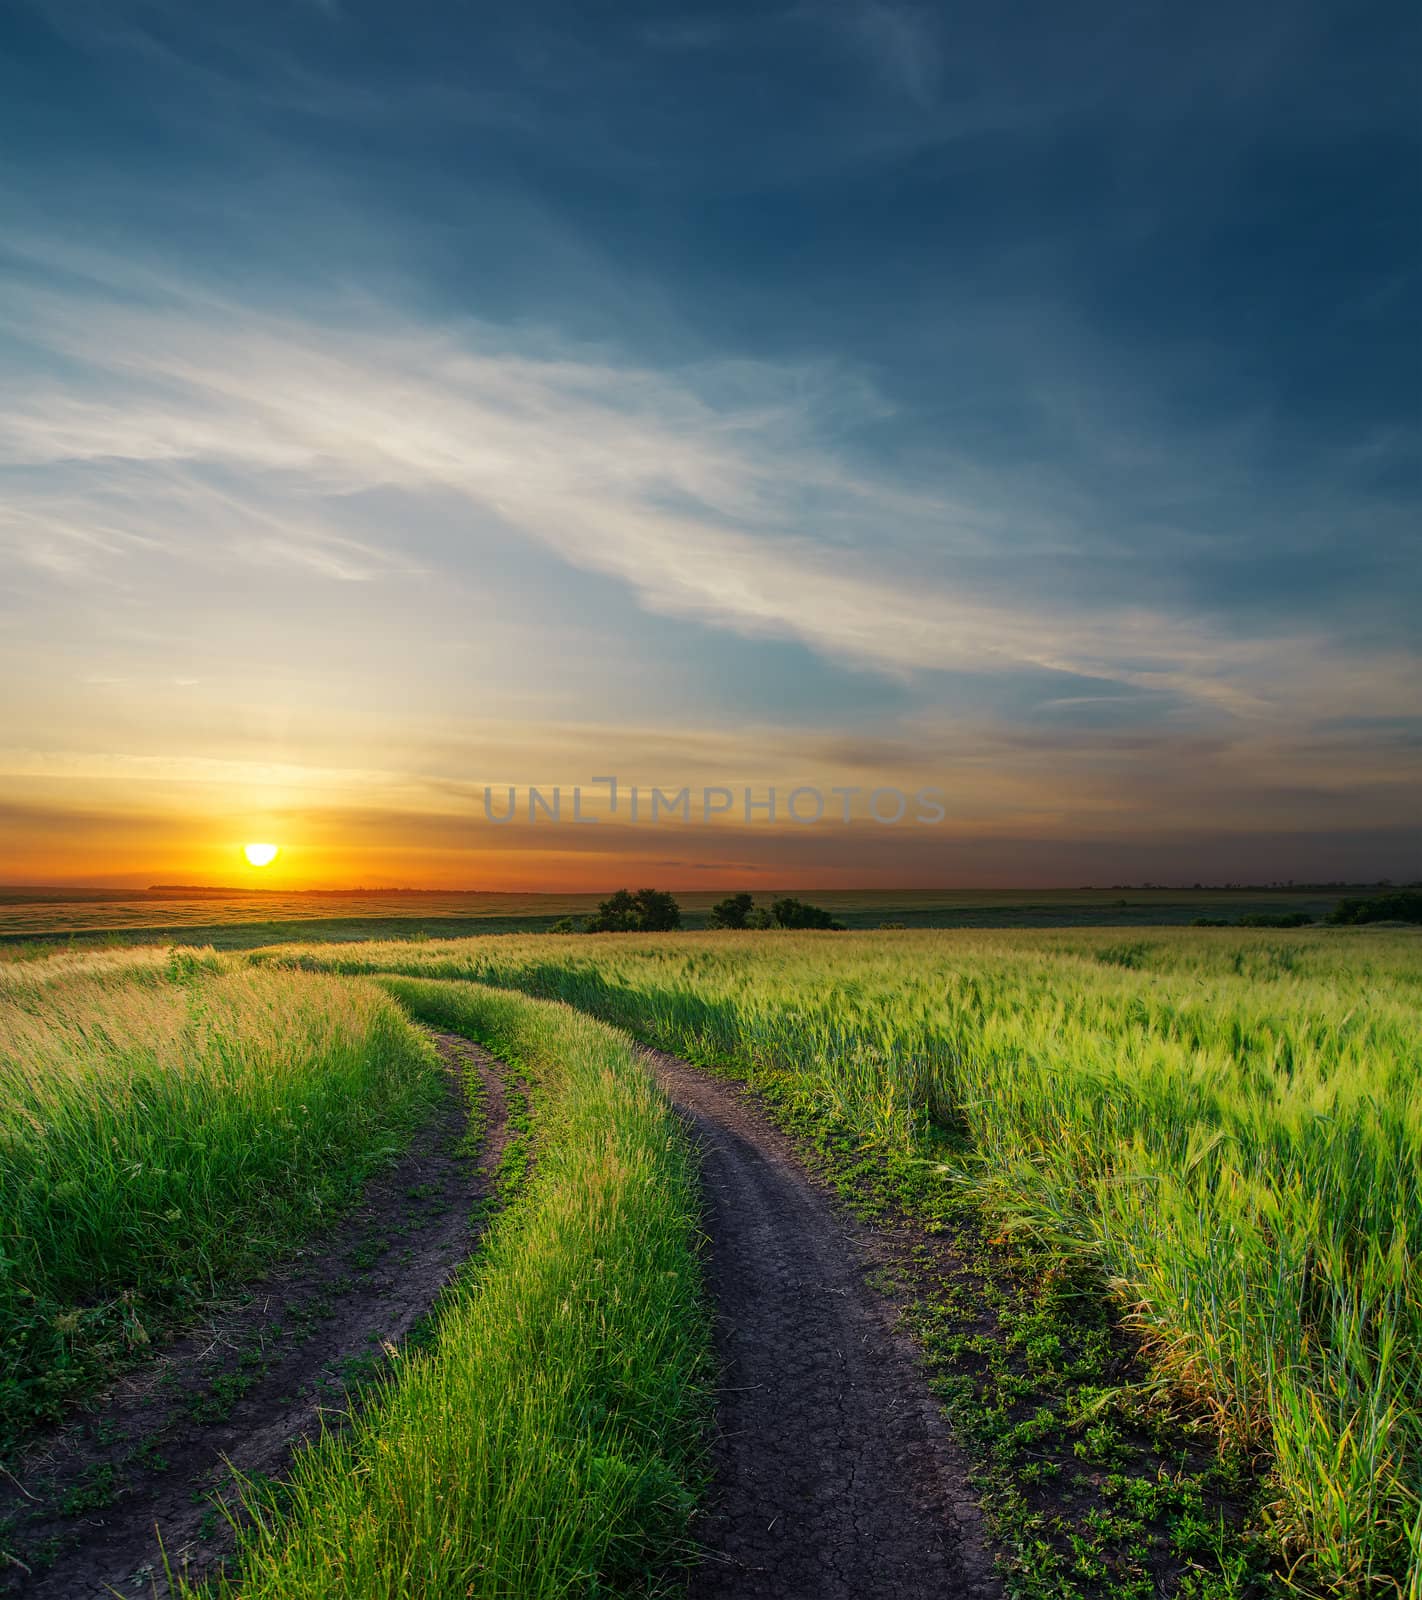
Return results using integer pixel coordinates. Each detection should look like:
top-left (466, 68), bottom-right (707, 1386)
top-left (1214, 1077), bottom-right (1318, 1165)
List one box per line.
top-left (708, 895), bottom-right (844, 931)
top-left (1327, 890), bottom-right (1422, 926)
top-left (708, 893), bottom-right (755, 930)
top-left (584, 888), bottom-right (682, 934)
top-left (768, 897), bottom-right (845, 930)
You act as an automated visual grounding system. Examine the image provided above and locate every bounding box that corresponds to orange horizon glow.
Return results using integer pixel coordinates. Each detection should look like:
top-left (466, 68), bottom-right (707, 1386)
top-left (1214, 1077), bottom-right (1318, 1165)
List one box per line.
top-left (3, 35), bottom-right (1418, 921)
top-left (2, 730), bottom-right (1417, 895)
top-left (3, 829), bottom-right (1415, 897)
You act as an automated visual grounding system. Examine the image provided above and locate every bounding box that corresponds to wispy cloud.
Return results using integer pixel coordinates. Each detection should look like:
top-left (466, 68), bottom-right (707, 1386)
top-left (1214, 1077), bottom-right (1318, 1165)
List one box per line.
top-left (4, 241), bottom-right (1411, 736)
top-left (839, 3), bottom-right (942, 108)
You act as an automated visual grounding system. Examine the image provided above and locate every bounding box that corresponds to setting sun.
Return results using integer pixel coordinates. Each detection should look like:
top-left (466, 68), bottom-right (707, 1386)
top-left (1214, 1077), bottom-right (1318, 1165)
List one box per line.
top-left (243, 842), bottom-right (279, 867)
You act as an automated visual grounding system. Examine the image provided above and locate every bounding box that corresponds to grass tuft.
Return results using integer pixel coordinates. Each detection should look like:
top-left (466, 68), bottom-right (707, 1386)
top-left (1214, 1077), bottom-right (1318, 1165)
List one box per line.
top-left (191, 979), bottom-right (711, 1600)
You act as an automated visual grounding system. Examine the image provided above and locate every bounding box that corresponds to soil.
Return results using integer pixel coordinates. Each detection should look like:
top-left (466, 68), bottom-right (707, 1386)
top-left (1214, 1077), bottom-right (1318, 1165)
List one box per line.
top-left (6, 1032), bottom-right (1002, 1599)
top-left (647, 1048), bottom-right (1002, 1600)
top-left (0, 1032), bottom-right (509, 1600)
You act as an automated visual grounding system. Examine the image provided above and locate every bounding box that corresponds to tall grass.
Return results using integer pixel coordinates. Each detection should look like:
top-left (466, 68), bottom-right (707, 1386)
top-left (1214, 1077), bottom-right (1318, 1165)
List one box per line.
top-left (267, 928), bottom-right (1422, 1596)
top-left (196, 979), bottom-right (710, 1600)
top-left (0, 949), bottom-right (439, 1443)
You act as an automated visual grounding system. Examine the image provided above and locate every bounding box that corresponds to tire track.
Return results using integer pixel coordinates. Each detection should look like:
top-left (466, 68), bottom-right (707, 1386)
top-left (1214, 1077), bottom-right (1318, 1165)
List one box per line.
top-left (647, 1048), bottom-right (1000, 1600)
top-left (3, 1033), bottom-right (508, 1599)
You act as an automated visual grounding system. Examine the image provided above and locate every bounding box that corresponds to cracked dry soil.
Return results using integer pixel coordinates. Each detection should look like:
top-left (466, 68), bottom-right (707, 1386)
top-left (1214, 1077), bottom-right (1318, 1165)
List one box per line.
top-left (649, 1048), bottom-right (1001, 1600)
top-left (1, 1032), bottom-right (509, 1600)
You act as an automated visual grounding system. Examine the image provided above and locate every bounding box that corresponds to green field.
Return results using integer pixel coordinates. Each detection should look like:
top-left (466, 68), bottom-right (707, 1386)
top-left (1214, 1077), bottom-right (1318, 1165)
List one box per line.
top-left (0, 953), bottom-right (710, 1597)
top-left (194, 980), bottom-right (710, 1599)
top-left (2, 926), bottom-right (1418, 1597)
top-left (0, 884), bottom-right (1391, 949)
top-left (274, 927), bottom-right (1422, 1595)
top-left (0, 951), bottom-right (439, 1438)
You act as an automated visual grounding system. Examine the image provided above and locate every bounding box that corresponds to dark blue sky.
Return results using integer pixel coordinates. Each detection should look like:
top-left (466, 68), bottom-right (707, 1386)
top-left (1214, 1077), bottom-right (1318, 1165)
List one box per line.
top-left (1, 0), bottom-right (1418, 884)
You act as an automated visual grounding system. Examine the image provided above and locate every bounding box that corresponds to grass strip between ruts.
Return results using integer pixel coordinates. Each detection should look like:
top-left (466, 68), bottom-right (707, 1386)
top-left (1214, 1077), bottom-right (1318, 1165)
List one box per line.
top-left (191, 978), bottom-right (712, 1600)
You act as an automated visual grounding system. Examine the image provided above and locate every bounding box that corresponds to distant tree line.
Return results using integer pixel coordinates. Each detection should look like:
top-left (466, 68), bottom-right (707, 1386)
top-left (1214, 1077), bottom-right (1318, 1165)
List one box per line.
top-left (1190, 889), bottom-right (1422, 930)
top-left (1326, 890), bottom-right (1422, 925)
top-left (707, 892), bottom-right (844, 930)
top-left (547, 888), bottom-right (845, 934)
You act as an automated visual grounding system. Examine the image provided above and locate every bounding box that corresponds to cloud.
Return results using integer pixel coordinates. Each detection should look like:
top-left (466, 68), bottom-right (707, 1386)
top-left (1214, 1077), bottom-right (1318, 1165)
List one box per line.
top-left (3, 240), bottom-right (1413, 739)
top-left (840, 3), bottom-right (942, 107)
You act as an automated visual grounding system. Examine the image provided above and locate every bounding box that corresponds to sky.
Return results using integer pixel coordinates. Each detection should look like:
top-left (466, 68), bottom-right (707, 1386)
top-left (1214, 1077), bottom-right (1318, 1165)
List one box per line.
top-left (1, 0), bottom-right (1418, 890)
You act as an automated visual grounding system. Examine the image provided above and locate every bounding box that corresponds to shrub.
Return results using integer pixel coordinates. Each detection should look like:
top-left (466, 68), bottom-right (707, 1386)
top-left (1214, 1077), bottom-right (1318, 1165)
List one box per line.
top-left (708, 892), bottom-right (755, 930)
top-left (584, 888), bottom-right (682, 933)
top-left (769, 897), bottom-right (845, 930)
top-left (709, 895), bottom-right (844, 931)
top-left (1327, 890), bottom-right (1422, 926)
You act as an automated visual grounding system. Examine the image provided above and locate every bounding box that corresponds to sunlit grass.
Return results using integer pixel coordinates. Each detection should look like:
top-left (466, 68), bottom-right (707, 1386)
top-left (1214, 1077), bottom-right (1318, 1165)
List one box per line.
top-left (267, 927), bottom-right (1422, 1595)
top-left (0, 949), bottom-right (439, 1444)
top-left (194, 980), bottom-right (710, 1600)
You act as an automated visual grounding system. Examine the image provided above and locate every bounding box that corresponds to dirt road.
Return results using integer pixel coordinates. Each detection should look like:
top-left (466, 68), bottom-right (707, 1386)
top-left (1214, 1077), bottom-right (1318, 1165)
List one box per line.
top-left (6, 1032), bottom-right (999, 1599)
top-left (648, 1048), bottom-right (1000, 1600)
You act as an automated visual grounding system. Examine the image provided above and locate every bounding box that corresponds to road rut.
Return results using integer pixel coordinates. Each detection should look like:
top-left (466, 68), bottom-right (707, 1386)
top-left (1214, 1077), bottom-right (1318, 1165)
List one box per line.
top-left (2, 1032), bottom-right (509, 1599)
top-left (648, 1048), bottom-right (1000, 1600)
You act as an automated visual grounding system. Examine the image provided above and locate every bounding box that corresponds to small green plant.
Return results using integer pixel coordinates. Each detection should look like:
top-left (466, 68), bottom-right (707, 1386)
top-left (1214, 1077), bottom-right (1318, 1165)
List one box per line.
top-left (60, 1463), bottom-right (118, 1516)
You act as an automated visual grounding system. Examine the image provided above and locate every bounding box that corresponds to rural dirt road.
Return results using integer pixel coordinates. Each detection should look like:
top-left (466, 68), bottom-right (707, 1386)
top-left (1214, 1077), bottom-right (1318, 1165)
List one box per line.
top-left (2, 1033), bottom-right (509, 1600)
top-left (649, 1048), bottom-right (1001, 1600)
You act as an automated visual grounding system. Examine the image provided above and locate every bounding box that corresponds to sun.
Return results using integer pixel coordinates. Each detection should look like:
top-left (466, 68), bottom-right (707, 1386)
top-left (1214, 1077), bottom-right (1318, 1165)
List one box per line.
top-left (243, 842), bottom-right (279, 867)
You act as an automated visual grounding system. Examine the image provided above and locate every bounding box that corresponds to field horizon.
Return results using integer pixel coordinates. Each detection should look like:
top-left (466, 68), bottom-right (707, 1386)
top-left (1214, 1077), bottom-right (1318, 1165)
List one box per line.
top-left (4, 882), bottom-right (1417, 950)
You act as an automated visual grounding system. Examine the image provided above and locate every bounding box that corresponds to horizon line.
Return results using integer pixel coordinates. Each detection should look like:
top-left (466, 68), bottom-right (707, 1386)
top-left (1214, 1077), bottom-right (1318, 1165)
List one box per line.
top-left (0, 880), bottom-right (1412, 899)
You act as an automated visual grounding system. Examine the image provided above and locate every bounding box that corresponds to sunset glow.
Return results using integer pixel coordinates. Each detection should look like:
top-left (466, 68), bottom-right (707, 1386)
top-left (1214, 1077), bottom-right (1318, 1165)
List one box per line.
top-left (0, 3), bottom-right (1416, 892)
